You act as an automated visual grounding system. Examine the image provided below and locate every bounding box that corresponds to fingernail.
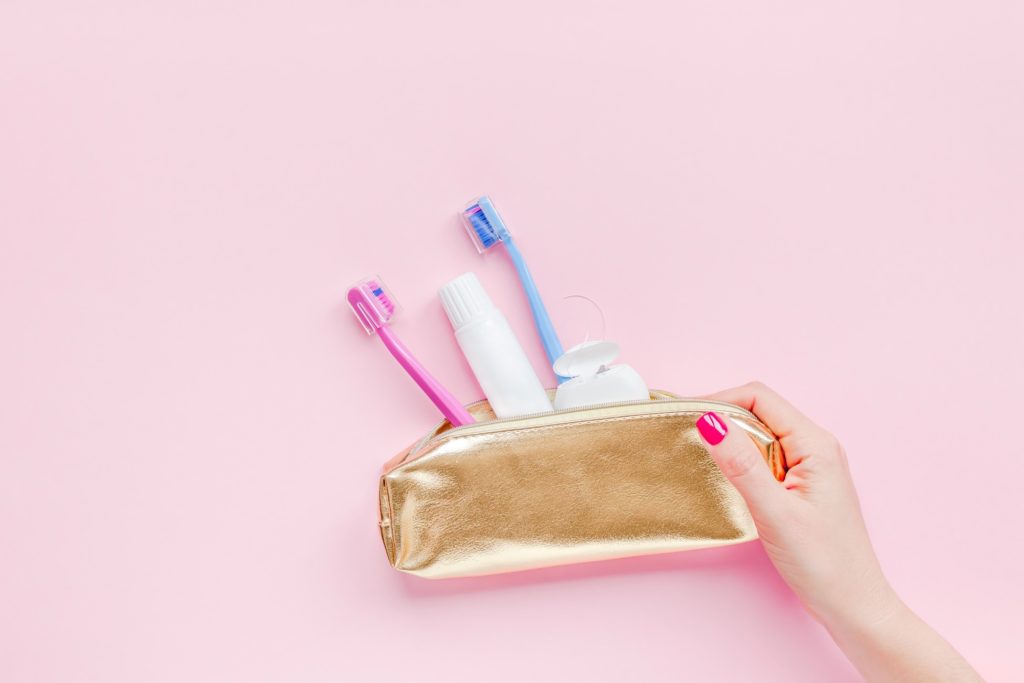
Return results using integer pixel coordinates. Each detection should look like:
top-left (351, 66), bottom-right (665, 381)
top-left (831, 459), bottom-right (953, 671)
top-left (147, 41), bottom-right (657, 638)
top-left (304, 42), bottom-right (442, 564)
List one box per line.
top-left (697, 412), bottom-right (729, 445)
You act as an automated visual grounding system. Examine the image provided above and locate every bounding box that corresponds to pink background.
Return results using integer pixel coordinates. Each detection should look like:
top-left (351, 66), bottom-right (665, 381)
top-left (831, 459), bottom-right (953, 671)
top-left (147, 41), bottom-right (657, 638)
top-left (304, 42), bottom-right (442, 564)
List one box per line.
top-left (1, 1), bottom-right (1021, 681)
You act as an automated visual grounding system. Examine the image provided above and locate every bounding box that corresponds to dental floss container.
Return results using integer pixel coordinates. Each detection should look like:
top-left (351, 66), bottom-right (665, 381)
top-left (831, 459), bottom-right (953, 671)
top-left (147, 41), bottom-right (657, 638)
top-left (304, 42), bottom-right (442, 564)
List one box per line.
top-left (552, 340), bottom-right (650, 410)
top-left (439, 272), bottom-right (554, 418)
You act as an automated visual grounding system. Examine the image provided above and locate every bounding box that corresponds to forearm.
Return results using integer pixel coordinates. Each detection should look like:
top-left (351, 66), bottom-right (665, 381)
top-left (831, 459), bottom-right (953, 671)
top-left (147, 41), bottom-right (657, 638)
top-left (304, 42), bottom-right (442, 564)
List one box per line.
top-left (822, 592), bottom-right (983, 683)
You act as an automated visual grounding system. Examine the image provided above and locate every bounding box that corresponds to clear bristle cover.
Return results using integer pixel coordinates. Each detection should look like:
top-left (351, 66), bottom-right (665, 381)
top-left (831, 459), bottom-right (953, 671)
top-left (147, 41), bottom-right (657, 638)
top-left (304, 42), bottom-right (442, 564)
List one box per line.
top-left (347, 275), bottom-right (399, 334)
top-left (462, 206), bottom-right (488, 254)
top-left (461, 195), bottom-right (509, 254)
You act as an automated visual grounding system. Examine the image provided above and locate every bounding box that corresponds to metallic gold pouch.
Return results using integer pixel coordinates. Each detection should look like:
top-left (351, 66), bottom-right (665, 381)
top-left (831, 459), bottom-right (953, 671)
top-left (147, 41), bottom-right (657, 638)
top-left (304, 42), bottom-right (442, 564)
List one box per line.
top-left (378, 391), bottom-right (785, 579)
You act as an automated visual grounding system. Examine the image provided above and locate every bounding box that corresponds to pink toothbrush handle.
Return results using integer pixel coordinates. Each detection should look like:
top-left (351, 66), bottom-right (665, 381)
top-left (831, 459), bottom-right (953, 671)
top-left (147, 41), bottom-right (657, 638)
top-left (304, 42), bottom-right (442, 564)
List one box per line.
top-left (377, 326), bottom-right (474, 426)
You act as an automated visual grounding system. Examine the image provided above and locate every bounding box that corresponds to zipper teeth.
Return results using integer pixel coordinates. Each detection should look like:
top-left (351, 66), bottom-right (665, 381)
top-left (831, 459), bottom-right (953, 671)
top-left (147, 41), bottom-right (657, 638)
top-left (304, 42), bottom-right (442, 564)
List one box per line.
top-left (413, 395), bottom-right (755, 452)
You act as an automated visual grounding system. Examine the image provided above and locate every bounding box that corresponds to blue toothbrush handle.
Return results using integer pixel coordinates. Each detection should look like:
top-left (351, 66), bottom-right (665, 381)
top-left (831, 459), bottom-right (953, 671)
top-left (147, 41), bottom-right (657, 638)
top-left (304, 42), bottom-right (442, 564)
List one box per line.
top-left (504, 239), bottom-right (567, 384)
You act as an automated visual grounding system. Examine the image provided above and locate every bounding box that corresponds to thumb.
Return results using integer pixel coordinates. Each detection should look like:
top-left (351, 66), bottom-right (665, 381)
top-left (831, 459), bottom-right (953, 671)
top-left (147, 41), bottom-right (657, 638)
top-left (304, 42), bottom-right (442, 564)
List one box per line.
top-left (696, 411), bottom-right (784, 520)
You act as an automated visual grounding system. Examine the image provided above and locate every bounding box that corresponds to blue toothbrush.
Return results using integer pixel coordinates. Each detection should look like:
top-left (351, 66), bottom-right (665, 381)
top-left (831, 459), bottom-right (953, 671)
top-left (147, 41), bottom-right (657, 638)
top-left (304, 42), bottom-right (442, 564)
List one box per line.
top-left (462, 196), bottom-right (567, 383)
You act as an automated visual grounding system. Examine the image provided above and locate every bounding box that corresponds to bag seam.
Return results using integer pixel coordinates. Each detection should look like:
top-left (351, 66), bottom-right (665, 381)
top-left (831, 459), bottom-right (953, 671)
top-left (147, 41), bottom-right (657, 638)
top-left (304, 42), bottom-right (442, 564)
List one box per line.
top-left (402, 409), bottom-right (763, 467)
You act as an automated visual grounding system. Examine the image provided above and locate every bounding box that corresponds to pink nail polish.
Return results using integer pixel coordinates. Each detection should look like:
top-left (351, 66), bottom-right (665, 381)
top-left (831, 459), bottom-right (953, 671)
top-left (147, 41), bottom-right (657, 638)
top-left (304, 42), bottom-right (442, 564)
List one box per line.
top-left (697, 412), bottom-right (728, 445)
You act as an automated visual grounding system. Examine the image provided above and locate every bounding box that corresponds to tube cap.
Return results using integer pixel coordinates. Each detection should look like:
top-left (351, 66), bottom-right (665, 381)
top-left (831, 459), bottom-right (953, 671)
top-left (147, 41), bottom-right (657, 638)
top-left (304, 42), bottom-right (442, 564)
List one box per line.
top-left (438, 272), bottom-right (495, 331)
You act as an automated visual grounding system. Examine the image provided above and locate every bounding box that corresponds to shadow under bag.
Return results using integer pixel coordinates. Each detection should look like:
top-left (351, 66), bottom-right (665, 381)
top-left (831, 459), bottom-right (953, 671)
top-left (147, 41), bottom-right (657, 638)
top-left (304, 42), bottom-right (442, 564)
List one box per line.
top-left (378, 391), bottom-right (786, 579)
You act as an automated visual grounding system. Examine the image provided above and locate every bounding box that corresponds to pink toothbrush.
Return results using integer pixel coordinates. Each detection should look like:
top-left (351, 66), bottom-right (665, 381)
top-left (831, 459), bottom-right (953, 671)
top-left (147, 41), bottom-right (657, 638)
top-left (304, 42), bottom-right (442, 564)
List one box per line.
top-left (347, 277), bottom-right (474, 426)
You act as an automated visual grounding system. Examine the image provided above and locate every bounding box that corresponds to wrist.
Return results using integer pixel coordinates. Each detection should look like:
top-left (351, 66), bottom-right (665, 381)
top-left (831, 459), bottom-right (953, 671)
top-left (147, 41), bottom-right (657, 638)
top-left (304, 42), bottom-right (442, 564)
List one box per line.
top-left (818, 577), bottom-right (909, 645)
top-left (814, 569), bottom-right (904, 636)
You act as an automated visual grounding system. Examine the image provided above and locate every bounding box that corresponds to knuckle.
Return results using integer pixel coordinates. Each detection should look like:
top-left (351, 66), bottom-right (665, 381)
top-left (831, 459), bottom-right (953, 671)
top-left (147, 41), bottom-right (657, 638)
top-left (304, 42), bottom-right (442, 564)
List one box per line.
top-left (821, 430), bottom-right (843, 455)
top-left (836, 443), bottom-right (850, 468)
top-left (803, 430), bottom-right (847, 469)
top-left (720, 445), bottom-right (762, 478)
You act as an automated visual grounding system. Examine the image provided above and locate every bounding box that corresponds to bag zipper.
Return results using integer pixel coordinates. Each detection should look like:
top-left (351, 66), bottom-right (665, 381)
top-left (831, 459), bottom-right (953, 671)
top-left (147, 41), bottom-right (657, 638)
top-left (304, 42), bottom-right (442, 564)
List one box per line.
top-left (412, 394), bottom-right (757, 454)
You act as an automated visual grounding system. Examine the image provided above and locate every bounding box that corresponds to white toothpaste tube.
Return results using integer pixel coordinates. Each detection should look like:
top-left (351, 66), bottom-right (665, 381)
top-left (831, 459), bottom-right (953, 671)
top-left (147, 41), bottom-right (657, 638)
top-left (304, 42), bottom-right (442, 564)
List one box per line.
top-left (438, 272), bottom-right (553, 418)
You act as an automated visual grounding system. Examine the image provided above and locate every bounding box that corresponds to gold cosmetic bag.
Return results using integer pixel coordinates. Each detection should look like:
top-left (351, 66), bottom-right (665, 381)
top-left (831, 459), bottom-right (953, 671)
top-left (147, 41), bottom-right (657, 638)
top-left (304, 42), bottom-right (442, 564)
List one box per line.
top-left (378, 391), bottom-right (786, 579)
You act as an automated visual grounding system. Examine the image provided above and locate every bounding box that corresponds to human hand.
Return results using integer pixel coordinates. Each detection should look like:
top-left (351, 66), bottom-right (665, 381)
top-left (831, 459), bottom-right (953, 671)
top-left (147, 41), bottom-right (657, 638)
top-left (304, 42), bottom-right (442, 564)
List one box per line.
top-left (696, 382), bottom-right (982, 682)
top-left (696, 381), bottom-right (891, 626)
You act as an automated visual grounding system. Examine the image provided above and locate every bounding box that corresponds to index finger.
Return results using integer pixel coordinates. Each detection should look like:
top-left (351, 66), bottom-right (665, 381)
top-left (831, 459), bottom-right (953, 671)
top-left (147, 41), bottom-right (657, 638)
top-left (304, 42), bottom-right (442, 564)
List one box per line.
top-left (702, 381), bottom-right (814, 439)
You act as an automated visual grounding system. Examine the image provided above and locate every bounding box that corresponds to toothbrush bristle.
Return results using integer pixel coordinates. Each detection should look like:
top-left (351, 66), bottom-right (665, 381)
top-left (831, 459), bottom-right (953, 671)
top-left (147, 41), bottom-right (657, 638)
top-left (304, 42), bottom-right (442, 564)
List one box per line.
top-left (367, 280), bottom-right (395, 314)
top-left (464, 204), bottom-right (499, 248)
